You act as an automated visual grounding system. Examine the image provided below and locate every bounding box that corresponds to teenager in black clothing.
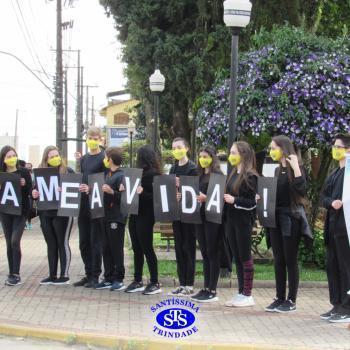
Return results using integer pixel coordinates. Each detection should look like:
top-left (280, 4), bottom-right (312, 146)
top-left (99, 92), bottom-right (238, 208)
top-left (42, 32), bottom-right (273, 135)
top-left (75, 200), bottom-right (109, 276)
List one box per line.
top-left (95, 147), bottom-right (127, 291)
top-left (265, 135), bottom-right (311, 313)
top-left (123, 145), bottom-right (162, 295)
top-left (320, 134), bottom-right (350, 323)
top-left (74, 127), bottom-right (107, 288)
top-left (191, 146), bottom-right (223, 303)
top-left (0, 145), bottom-right (32, 286)
top-left (224, 141), bottom-right (258, 308)
top-left (32, 146), bottom-right (74, 285)
top-left (169, 137), bottom-right (198, 296)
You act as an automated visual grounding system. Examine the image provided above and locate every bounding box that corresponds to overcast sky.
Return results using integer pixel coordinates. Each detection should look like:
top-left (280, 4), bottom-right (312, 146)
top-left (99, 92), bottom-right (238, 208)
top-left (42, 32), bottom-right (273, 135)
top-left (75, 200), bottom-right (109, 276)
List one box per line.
top-left (0, 0), bottom-right (125, 161)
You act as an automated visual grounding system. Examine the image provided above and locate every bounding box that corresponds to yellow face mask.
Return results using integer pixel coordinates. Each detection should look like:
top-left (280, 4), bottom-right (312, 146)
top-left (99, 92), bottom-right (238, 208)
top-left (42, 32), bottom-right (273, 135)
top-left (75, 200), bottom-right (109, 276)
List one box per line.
top-left (86, 139), bottom-right (100, 151)
top-left (199, 157), bottom-right (212, 169)
top-left (228, 154), bottom-right (241, 166)
top-left (103, 157), bottom-right (110, 168)
top-left (332, 147), bottom-right (346, 161)
top-left (172, 148), bottom-right (187, 161)
top-left (4, 156), bottom-right (18, 167)
top-left (269, 149), bottom-right (283, 162)
top-left (48, 156), bottom-right (62, 167)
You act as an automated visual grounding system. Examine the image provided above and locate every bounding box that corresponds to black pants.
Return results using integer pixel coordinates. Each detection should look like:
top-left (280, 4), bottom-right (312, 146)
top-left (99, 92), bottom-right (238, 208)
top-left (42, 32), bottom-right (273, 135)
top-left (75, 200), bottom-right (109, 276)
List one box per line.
top-left (78, 210), bottom-right (103, 279)
top-left (225, 215), bottom-right (253, 294)
top-left (40, 215), bottom-right (73, 278)
top-left (173, 221), bottom-right (196, 287)
top-left (0, 214), bottom-right (26, 275)
top-left (326, 233), bottom-right (350, 312)
top-left (103, 220), bottom-right (125, 282)
top-left (269, 218), bottom-right (301, 302)
top-left (129, 215), bottom-right (158, 284)
top-left (196, 221), bottom-right (221, 291)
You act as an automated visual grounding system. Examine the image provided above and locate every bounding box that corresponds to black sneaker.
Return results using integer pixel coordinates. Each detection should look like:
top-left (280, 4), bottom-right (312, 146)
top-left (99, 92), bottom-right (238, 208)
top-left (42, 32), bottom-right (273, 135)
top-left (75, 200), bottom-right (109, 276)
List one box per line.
top-left (191, 289), bottom-right (208, 301)
top-left (110, 281), bottom-right (126, 291)
top-left (320, 307), bottom-right (337, 320)
top-left (142, 283), bottom-right (162, 295)
top-left (197, 291), bottom-right (218, 303)
top-left (168, 286), bottom-right (185, 296)
top-left (265, 298), bottom-right (285, 312)
top-left (95, 280), bottom-right (113, 290)
top-left (125, 281), bottom-right (145, 293)
top-left (84, 278), bottom-right (99, 288)
top-left (73, 277), bottom-right (88, 287)
top-left (51, 277), bottom-right (70, 285)
top-left (5, 275), bottom-right (22, 286)
top-left (40, 277), bottom-right (57, 285)
top-left (275, 299), bottom-right (296, 313)
top-left (328, 313), bottom-right (350, 323)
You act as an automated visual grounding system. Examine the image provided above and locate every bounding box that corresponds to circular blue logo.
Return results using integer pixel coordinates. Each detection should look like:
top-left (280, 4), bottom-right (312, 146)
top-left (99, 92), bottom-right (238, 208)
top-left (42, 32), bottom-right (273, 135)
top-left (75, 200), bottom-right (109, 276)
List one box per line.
top-left (156, 308), bottom-right (196, 330)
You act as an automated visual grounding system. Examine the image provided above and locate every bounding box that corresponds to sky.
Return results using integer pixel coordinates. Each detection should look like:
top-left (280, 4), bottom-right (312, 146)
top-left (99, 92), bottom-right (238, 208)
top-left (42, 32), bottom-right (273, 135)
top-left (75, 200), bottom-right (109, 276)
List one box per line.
top-left (0, 0), bottom-right (126, 162)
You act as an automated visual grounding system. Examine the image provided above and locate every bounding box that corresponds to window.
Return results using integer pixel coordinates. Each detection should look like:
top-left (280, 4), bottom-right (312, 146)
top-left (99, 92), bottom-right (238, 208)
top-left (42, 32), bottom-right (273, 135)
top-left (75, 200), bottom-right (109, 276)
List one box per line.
top-left (113, 113), bottom-right (129, 125)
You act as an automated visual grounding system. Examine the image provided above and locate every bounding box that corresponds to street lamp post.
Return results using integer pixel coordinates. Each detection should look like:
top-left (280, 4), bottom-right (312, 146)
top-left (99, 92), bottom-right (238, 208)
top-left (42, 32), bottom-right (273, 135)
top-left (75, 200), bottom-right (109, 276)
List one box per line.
top-left (149, 68), bottom-right (165, 152)
top-left (128, 120), bottom-right (136, 167)
top-left (223, 0), bottom-right (252, 173)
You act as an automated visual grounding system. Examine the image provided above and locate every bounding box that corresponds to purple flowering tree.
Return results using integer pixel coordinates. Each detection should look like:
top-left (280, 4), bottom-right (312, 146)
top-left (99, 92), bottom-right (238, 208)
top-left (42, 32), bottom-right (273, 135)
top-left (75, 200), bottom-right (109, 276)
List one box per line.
top-left (196, 26), bottom-right (350, 227)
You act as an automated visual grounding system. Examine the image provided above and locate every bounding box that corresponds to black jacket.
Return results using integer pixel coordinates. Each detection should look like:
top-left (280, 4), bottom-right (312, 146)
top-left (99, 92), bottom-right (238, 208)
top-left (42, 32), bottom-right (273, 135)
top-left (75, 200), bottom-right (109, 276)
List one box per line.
top-left (322, 167), bottom-right (346, 245)
top-left (169, 160), bottom-right (198, 177)
top-left (104, 168), bottom-right (127, 224)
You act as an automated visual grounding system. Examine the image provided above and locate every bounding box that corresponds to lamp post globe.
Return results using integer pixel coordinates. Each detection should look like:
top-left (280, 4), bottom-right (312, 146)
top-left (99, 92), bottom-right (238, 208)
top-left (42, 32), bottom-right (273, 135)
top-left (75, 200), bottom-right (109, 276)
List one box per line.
top-left (149, 68), bottom-right (165, 152)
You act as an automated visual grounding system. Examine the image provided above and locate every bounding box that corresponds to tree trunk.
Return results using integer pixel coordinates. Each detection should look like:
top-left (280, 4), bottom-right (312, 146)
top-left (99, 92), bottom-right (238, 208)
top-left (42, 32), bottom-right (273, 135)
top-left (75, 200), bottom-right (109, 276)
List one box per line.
top-left (172, 97), bottom-right (190, 141)
top-left (301, 0), bottom-right (325, 33)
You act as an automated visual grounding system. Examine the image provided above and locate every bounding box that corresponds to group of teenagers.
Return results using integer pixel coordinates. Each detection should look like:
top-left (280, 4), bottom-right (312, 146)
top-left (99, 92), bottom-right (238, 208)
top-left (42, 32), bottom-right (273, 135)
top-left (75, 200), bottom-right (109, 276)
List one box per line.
top-left (0, 126), bottom-right (350, 323)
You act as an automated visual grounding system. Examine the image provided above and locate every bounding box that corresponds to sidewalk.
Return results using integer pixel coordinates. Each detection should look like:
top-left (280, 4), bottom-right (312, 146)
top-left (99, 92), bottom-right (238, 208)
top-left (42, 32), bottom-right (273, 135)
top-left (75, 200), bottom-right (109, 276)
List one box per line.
top-left (0, 220), bottom-right (349, 350)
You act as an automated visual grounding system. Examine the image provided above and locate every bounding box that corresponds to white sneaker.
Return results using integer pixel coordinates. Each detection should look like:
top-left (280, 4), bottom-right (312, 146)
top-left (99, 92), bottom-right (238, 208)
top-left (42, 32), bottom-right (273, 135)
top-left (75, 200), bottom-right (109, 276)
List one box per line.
top-left (347, 290), bottom-right (350, 295)
top-left (232, 295), bottom-right (255, 307)
top-left (225, 293), bottom-right (243, 307)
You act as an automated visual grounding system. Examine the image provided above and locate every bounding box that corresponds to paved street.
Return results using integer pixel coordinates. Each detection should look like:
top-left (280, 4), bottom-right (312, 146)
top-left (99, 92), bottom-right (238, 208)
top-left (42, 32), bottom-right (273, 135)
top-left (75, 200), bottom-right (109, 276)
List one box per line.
top-left (0, 220), bottom-right (349, 349)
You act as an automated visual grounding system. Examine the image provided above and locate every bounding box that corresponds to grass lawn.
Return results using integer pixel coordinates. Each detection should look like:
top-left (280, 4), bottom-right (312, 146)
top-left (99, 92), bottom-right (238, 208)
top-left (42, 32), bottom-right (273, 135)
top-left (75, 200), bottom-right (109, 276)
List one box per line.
top-left (137, 260), bottom-right (327, 281)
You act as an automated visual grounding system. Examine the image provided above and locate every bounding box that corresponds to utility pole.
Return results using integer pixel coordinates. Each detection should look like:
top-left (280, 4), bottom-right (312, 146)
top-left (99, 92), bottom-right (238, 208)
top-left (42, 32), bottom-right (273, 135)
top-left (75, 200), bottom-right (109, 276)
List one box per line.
top-left (63, 69), bottom-right (68, 160)
top-left (84, 85), bottom-right (98, 129)
top-left (55, 0), bottom-right (64, 151)
top-left (76, 53), bottom-right (83, 156)
top-left (14, 109), bottom-right (19, 150)
top-left (80, 66), bottom-right (84, 152)
top-left (91, 96), bottom-right (95, 126)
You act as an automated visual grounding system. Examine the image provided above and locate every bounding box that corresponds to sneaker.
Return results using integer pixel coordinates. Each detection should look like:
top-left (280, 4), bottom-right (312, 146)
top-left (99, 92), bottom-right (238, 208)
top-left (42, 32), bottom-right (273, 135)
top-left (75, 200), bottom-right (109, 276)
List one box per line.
top-left (328, 313), bottom-right (350, 323)
top-left (191, 289), bottom-right (208, 301)
top-left (225, 293), bottom-right (244, 307)
top-left (27, 223), bottom-right (32, 230)
top-left (95, 280), bottom-right (112, 290)
top-left (181, 286), bottom-right (194, 296)
top-left (125, 281), bottom-right (145, 293)
top-left (275, 299), bottom-right (296, 313)
top-left (168, 286), bottom-right (185, 296)
top-left (40, 277), bottom-right (57, 285)
top-left (232, 295), bottom-right (255, 307)
top-left (73, 276), bottom-right (88, 287)
top-left (320, 307), bottom-right (337, 320)
top-left (84, 278), bottom-right (99, 289)
top-left (347, 290), bottom-right (350, 295)
top-left (142, 283), bottom-right (162, 295)
top-left (5, 275), bottom-right (22, 286)
top-left (265, 298), bottom-right (285, 312)
top-left (198, 291), bottom-right (219, 303)
top-left (110, 281), bottom-right (126, 291)
top-left (51, 277), bottom-right (70, 285)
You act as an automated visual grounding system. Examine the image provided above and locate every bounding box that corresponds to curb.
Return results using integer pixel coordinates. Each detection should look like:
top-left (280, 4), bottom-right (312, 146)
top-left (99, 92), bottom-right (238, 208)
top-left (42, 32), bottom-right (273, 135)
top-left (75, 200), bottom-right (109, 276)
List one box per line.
top-left (0, 323), bottom-right (312, 350)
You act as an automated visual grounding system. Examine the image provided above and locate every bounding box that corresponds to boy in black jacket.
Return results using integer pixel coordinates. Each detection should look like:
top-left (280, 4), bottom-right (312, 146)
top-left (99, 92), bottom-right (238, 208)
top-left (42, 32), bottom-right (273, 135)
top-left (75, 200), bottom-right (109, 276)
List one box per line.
top-left (74, 127), bottom-right (106, 288)
top-left (169, 137), bottom-right (198, 296)
top-left (321, 134), bottom-right (350, 323)
top-left (95, 147), bottom-right (127, 291)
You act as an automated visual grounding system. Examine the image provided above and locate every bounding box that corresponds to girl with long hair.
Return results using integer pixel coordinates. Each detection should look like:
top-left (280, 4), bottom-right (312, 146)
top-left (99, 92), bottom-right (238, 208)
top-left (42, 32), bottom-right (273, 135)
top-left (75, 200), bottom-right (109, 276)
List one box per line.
top-left (191, 145), bottom-right (223, 302)
top-left (124, 145), bottom-right (162, 295)
top-left (224, 141), bottom-right (258, 308)
top-left (264, 135), bottom-right (311, 313)
top-left (0, 145), bottom-right (32, 286)
top-left (32, 146), bottom-right (74, 285)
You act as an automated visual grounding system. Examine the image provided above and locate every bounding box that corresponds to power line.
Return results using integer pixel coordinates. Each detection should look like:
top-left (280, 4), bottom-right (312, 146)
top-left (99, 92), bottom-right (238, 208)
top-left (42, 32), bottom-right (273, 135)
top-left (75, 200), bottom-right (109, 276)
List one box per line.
top-left (12, 0), bottom-right (51, 81)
